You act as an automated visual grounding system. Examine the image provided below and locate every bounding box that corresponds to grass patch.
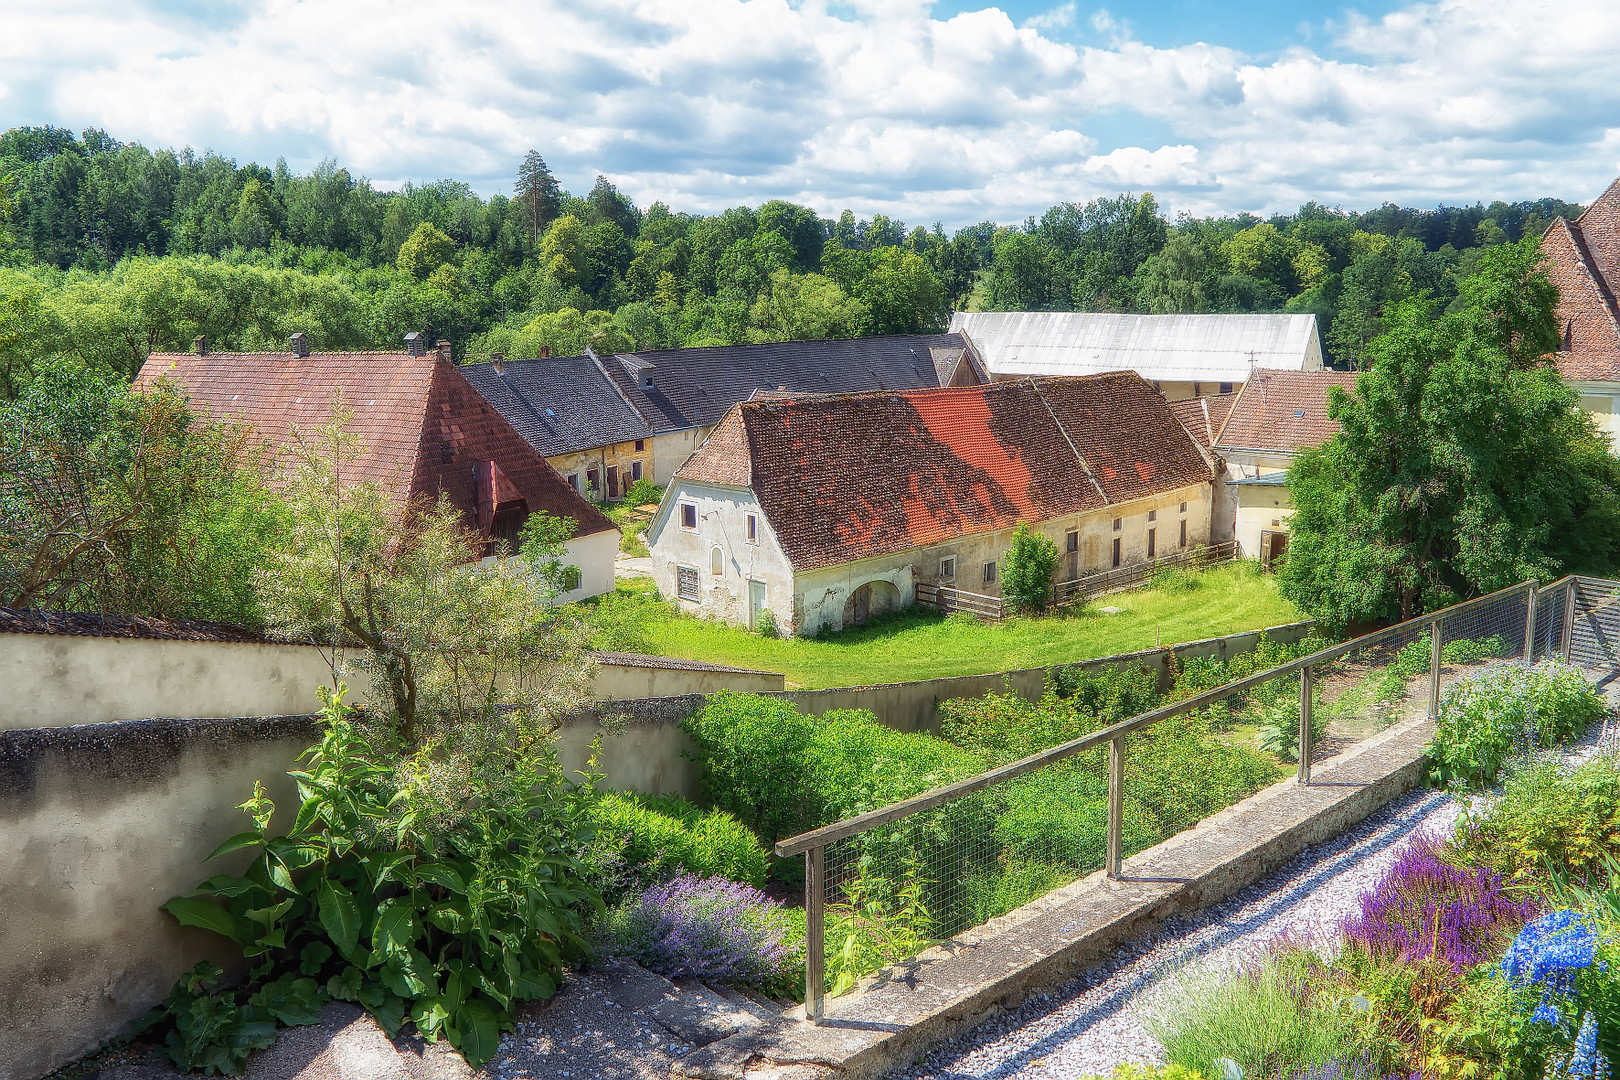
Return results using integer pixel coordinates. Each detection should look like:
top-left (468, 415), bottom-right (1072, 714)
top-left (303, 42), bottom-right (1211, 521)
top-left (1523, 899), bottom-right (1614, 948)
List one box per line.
top-left (576, 561), bottom-right (1302, 689)
top-left (596, 484), bottom-right (664, 558)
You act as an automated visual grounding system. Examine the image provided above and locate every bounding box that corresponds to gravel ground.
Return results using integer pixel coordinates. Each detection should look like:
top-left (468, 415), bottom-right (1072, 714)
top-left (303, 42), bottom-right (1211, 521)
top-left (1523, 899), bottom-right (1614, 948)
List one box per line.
top-left (891, 716), bottom-right (1620, 1080)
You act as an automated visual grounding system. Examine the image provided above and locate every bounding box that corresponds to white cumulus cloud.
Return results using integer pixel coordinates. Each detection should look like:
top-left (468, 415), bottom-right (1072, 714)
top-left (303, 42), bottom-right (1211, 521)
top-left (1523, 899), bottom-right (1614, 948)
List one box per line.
top-left (0, 0), bottom-right (1618, 225)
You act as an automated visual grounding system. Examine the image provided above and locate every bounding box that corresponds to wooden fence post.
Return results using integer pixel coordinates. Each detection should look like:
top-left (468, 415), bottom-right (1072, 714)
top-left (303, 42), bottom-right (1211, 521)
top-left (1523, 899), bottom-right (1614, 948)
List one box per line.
top-left (1428, 618), bottom-right (1442, 719)
top-left (1107, 736), bottom-right (1125, 878)
top-left (1297, 664), bottom-right (1314, 785)
top-left (805, 846), bottom-right (824, 1022)
top-left (1523, 584), bottom-right (1539, 662)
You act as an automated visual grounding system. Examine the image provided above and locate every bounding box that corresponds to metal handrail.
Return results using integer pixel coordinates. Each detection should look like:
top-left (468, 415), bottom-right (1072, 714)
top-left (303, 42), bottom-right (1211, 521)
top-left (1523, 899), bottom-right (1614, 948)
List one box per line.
top-left (778, 575), bottom-right (1561, 1021)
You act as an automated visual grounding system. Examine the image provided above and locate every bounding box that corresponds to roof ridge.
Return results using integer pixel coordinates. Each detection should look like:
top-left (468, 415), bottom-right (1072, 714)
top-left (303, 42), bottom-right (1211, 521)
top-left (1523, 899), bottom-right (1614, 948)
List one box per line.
top-left (1025, 377), bottom-right (1107, 503)
top-left (1564, 218), bottom-right (1620, 330)
top-left (587, 348), bottom-right (652, 432)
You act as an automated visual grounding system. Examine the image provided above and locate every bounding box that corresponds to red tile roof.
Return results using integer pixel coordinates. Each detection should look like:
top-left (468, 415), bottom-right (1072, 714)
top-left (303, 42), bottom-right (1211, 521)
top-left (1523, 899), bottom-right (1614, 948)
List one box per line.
top-left (133, 351), bottom-right (615, 538)
top-left (1169, 394), bottom-right (1236, 453)
top-left (676, 373), bottom-right (1213, 571)
top-left (1542, 186), bottom-right (1620, 383)
top-left (1213, 370), bottom-right (1359, 455)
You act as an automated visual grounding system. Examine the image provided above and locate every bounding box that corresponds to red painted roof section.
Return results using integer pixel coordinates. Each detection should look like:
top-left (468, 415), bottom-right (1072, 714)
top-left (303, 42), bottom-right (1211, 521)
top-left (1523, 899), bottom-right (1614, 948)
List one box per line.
top-left (1543, 200), bottom-right (1620, 383)
top-left (133, 351), bottom-right (615, 538)
top-left (677, 373), bottom-right (1212, 571)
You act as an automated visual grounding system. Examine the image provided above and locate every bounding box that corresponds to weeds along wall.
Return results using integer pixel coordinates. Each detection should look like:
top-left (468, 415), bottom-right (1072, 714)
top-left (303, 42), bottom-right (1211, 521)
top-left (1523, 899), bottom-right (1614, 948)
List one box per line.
top-left (0, 715), bottom-right (318, 1080)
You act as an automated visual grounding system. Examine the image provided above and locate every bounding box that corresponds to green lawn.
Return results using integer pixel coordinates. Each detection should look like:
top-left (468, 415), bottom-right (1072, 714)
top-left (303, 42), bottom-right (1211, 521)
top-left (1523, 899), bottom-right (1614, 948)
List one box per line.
top-left (580, 562), bottom-right (1304, 689)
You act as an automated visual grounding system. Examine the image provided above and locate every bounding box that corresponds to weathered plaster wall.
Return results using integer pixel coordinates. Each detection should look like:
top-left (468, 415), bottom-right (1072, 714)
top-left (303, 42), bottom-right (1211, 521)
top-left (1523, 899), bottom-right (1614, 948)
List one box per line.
top-left (560, 527), bottom-right (621, 601)
top-left (0, 716), bottom-right (318, 1080)
top-left (545, 428), bottom-right (707, 493)
top-left (592, 661), bottom-right (785, 699)
top-left (0, 634), bottom-right (346, 731)
top-left (1235, 484), bottom-right (1296, 560)
top-left (648, 481), bottom-right (796, 631)
top-left (792, 481), bottom-right (1212, 636)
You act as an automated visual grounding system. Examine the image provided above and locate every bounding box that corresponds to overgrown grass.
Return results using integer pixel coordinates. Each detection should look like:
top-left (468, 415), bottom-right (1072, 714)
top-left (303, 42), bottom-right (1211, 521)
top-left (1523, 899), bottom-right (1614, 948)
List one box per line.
top-left (577, 562), bottom-right (1302, 689)
top-left (597, 486), bottom-right (663, 558)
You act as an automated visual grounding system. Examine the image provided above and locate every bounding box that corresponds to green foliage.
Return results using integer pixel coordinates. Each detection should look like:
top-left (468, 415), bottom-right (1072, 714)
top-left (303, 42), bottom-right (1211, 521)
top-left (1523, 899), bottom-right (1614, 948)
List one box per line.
top-left (0, 364), bottom-right (282, 623)
top-left (807, 708), bottom-right (985, 822)
top-left (1279, 240), bottom-right (1620, 631)
top-left (1000, 522), bottom-right (1059, 612)
top-left (582, 791), bottom-right (770, 900)
top-left (395, 222), bottom-right (457, 280)
top-left (133, 962), bottom-right (281, 1076)
top-left (682, 691), bottom-right (817, 844)
top-left (1426, 661), bottom-right (1606, 788)
top-left (143, 690), bottom-right (597, 1069)
top-left (945, 663), bottom-right (1158, 764)
top-left (1150, 955), bottom-right (1376, 1080)
top-left (1454, 757), bottom-right (1620, 884)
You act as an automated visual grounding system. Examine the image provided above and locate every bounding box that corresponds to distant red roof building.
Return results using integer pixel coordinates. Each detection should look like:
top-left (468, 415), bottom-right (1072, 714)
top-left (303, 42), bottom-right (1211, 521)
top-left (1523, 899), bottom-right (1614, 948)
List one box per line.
top-left (133, 349), bottom-right (616, 548)
top-left (1169, 393), bottom-right (1237, 454)
top-left (1213, 369), bottom-right (1359, 458)
top-left (1542, 181), bottom-right (1620, 384)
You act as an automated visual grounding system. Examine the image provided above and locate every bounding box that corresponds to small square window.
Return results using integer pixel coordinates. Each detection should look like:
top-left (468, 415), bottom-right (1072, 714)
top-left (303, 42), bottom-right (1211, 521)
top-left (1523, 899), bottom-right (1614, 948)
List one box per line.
top-left (630, 460), bottom-right (643, 482)
top-left (746, 514), bottom-right (758, 542)
top-left (1112, 517), bottom-right (1122, 532)
top-left (635, 439), bottom-right (645, 451)
top-left (1148, 509), bottom-right (1157, 522)
top-left (1219, 382), bottom-right (1234, 395)
top-left (1179, 501), bottom-right (1187, 514)
top-left (1272, 518), bottom-right (1282, 528)
top-left (561, 566), bottom-right (582, 592)
top-left (939, 556), bottom-right (956, 578)
top-left (1065, 530), bottom-right (1078, 553)
top-left (983, 561), bottom-right (997, 584)
top-left (567, 473), bottom-right (580, 492)
top-left (680, 503), bottom-right (697, 529)
top-left (677, 565), bottom-right (699, 601)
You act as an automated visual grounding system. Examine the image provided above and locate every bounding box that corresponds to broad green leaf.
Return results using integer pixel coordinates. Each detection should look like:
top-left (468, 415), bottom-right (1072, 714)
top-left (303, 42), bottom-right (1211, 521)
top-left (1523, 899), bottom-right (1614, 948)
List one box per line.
top-left (300, 940), bottom-right (334, 976)
top-left (190, 874), bottom-right (261, 899)
top-left (206, 831), bottom-right (265, 861)
top-left (414, 863), bottom-right (466, 894)
top-left (412, 997), bottom-right (452, 1040)
top-left (427, 901), bottom-right (470, 935)
top-left (371, 899), bottom-right (418, 955)
top-left (251, 975), bottom-right (326, 1026)
top-left (317, 878), bottom-right (362, 957)
top-left (267, 856), bottom-right (298, 892)
top-left (328, 965), bottom-right (365, 1002)
top-left (452, 998), bottom-right (502, 1068)
top-left (244, 897), bottom-right (295, 926)
top-left (161, 897), bottom-right (244, 943)
top-left (511, 966), bottom-right (556, 1001)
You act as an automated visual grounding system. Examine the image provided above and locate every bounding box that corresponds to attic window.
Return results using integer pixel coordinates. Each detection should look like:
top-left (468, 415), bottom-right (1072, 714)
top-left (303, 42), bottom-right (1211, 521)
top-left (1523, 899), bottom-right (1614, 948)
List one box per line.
top-left (635, 439), bottom-right (645, 451)
top-left (680, 503), bottom-right (698, 529)
top-left (1220, 382), bottom-right (1234, 395)
top-left (746, 514), bottom-right (758, 543)
top-left (1113, 517), bottom-right (1122, 532)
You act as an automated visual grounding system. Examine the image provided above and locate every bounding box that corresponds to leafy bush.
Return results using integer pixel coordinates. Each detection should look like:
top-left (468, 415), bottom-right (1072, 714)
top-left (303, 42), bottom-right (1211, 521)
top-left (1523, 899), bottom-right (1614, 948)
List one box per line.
top-left (755, 608), bottom-right (778, 638)
top-left (1049, 662), bottom-right (1162, 717)
top-left (599, 874), bottom-right (797, 989)
top-left (1001, 522), bottom-right (1059, 612)
top-left (582, 791), bottom-right (770, 900)
top-left (141, 691), bottom-right (596, 1069)
top-left (622, 478), bottom-right (661, 507)
top-left (946, 665), bottom-right (1158, 765)
top-left (1427, 661), bottom-right (1607, 787)
top-left (1454, 758), bottom-right (1620, 885)
top-left (961, 860), bottom-right (1075, 927)
top-left (1149, 566), bottom-right (1204, 593)
top-left (808, 708), bottom-right (985, 821)
top-left (682, 691), bottom-right (816, 843)
top-left (1256, 696), bottom-right (1328, 764)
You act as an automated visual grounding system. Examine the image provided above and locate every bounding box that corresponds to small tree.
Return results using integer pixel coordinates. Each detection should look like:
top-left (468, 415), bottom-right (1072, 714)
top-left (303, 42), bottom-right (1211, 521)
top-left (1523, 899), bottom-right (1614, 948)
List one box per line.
top-left (1000, 522), bottom-right (1059, 613)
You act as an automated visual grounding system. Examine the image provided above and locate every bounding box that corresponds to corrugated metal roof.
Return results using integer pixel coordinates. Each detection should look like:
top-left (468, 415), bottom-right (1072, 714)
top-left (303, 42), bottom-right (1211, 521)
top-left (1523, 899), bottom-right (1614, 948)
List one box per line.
top-left (948, 312), bottom-right (1323, 382)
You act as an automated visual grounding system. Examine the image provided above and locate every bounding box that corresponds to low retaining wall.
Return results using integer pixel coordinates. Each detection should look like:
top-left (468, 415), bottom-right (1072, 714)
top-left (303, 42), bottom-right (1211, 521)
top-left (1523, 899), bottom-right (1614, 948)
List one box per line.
top-left (0, 716), bottom-right (319, 1080)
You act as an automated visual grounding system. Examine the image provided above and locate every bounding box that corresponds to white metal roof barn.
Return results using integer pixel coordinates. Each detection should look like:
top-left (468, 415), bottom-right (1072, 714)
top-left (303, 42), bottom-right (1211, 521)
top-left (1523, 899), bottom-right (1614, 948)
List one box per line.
top-left (948, 311), bottom-right (1324, 384)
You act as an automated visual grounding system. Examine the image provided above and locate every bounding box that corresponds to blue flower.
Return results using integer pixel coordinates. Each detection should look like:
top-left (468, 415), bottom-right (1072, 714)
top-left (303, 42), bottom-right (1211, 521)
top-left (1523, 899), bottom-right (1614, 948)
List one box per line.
top-left (1554, 1012), bottom-right (1610, 1080)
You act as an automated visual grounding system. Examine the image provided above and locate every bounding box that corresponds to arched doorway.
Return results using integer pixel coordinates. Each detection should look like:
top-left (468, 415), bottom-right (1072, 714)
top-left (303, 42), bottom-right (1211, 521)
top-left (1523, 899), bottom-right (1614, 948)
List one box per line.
top-left (843, 580), bottom-right (902, 627)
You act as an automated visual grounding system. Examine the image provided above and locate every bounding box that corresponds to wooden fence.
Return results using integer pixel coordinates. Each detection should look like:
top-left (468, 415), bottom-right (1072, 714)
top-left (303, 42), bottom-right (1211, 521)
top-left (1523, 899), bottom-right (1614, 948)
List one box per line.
top-left (1054, 540), bottom-right (1239, 605)
top-left (913, 582), bottom-right (1004, 620)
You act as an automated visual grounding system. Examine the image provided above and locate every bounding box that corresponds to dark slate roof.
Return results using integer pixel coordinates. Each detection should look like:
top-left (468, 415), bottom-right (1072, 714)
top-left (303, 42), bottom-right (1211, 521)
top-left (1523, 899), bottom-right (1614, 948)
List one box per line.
top-left (460, 335), bottom-right (984, 458)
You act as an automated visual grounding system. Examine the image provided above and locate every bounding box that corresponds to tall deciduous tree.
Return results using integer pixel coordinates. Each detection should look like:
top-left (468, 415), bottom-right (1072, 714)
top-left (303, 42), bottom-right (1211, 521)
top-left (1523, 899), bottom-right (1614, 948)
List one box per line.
top-left (1278, 238), bottom-right (1620, 631)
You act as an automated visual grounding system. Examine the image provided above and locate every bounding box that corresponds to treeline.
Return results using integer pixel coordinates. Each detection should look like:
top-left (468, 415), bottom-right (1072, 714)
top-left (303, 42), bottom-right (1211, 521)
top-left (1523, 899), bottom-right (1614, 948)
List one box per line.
top-left (0, 124), bottom-right (1586, 399)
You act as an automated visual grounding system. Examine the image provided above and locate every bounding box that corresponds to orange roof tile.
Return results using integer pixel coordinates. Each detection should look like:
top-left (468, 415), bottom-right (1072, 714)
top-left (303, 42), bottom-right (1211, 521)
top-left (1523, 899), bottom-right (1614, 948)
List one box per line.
top-left (1213, 370), bottom-right (1358, 455)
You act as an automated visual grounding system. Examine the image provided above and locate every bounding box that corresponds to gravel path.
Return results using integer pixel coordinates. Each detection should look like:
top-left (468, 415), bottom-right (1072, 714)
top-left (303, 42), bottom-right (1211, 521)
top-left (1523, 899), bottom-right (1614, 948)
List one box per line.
top-left (888, 788), bottom-right (1460, 1080)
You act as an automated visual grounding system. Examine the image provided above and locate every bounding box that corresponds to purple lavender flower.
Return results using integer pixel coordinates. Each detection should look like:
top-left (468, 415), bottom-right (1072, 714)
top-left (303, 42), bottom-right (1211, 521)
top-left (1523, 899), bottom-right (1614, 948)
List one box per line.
top-left (1341, 834), bottom-right (1538, 972)
top-left (1282, 1052), bottom-right (1389, 1080)
top-left (605, 873), bottom-right (798, 986)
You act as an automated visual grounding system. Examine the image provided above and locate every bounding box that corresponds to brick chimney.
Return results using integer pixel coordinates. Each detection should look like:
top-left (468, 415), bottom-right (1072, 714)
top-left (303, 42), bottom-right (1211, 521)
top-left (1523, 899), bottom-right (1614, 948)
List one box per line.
top-left (288, 332), bottom-right (309, 358)
top-left (491, 353), bottom-right (505, 374)
top-left (193, 335), bottom-right (208, 356)
top-left (540, 344), bottom-right (551, 359)
top-left (436, 339), bottom-right (452, 363)
top-left (404, 331), bottom-right (426, 357)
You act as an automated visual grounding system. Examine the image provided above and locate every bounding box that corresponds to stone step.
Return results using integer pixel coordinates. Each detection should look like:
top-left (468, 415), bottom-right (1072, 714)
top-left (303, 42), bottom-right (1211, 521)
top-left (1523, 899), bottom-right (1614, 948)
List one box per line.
top-left (700, 982), bottom-right (790, 1026)
top-left (652, 979), bottom-right (768, 1047)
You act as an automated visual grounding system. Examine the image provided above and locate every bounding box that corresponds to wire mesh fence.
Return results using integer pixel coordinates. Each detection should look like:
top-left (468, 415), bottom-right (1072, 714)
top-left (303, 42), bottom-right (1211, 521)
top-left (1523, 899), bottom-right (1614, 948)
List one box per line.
top-left (779, 577), bottom-right (1593, 1021)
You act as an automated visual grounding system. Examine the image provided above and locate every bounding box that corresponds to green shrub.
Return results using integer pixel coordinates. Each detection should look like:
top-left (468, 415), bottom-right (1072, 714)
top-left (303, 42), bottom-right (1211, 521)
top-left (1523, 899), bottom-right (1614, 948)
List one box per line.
top-left (623, 478), bottom-right (661, 507)
top-left (682, 691), bottom-right (816, 843)
top-left (583, 791), bottom-right (770, 900)
top-left (961, 860), bottom-right (1075, 926)
top-left (755, 608), bottom-right (778, 638)
top-left (1453, 757), bottom-right (1620, 884)
top-left (808, 709), bottom-right (984, 821)
top-left (140, 691), bottom-right (595, 1069)
top-left (1001, 522), bottom-right (1059, 612)
top-left (1255, 696), bottom-right (1328, 763)
top-left (945, 665), bottom-right (1159, 765)
top-left (1427, 660), bottom-right (1606, 787)
top-left (1150, 566), bottom-right (1204, 593)
top-left (1150, 954), bottom-right (1373, 1079)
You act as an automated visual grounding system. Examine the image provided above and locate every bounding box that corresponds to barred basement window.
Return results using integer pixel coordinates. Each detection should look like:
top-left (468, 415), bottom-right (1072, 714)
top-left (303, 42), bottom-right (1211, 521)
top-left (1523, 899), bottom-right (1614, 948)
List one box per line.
top-left (1066, 530), bottom-right (1078, 553)
top-left (939, 556), bottom-right (956, 578)
top-left (677, 565), bottom-right (699, 601)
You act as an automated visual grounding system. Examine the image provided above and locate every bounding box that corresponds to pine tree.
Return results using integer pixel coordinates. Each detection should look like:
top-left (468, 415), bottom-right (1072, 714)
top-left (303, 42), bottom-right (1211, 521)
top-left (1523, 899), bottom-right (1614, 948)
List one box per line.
top-left (514, 151), bottom-right (562, 242)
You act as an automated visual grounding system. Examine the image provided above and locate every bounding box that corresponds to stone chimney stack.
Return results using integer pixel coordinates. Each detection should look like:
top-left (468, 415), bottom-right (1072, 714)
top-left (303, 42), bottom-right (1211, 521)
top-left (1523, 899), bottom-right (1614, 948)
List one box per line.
top-left (288, 332), bottom-right (309, 358)
top-left (540, 344), bottom-right (551, 359)
top-left (436, 339), bottom-right (452, 363)
top-left (404, 331), bottom-right (426, 357)
top-left (491, 353), bottom-right (505, 374)
top-left (193, 335), bottom-right (208, 356)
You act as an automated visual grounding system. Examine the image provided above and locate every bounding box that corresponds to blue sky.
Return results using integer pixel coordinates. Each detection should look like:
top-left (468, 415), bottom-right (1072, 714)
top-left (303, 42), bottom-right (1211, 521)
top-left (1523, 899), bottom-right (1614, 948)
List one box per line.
top-left (1, 0), bottom-right (1615, 227)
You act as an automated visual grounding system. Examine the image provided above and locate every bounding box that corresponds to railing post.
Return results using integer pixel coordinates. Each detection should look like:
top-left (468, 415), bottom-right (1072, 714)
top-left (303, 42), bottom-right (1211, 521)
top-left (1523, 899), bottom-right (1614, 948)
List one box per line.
top-left (1107, 736), bottom-right (1125, 878)
top-left (1428, 617), bottom-right (1442, 719)
top-left (1523, 584), bottom-right (1539, 662)
top-left (1563, 581), bottom-right (1578, 662)
top-left (1297, 663), bottom-right (1314, 785)
top-left (805, 846), bottom-right (825, 1023)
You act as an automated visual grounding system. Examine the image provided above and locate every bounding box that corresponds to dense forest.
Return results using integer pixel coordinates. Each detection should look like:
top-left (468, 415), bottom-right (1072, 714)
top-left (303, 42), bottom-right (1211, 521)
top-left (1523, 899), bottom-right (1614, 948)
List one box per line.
top-left (0, 124), bottom-right (1586, 399)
